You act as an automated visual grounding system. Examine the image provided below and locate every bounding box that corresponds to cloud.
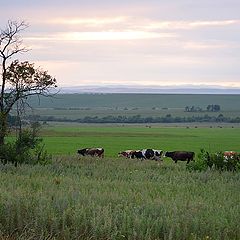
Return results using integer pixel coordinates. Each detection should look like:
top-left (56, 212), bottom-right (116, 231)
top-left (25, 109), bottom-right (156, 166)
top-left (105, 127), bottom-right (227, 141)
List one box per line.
top-left (1, 1), bottom-right (239, 88)
top-left (24, 31), bottom-right (176, 41)
top-left (145, 19), bottom-right (240, 30)
top-left (24, 16), bottom-right (240, 43)
top-left (47, 16), bottom-right (128, 26)
top-left (39, 17), bottom-right (240, 31)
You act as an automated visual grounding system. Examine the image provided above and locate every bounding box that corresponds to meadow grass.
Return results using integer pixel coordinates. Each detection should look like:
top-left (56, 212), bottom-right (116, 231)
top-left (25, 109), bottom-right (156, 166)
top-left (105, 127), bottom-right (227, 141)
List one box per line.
top-left (3, 125), bottom-right (240, 239)
top-left (0, 157), bottom-right (239, 239)
top-left (38, 125), bottom-right (240, 156)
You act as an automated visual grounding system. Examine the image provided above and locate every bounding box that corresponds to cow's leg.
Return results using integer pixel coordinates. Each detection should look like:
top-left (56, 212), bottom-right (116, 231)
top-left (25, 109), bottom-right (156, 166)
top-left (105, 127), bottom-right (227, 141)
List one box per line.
top-left (187, 159), bottom-right (190, 164)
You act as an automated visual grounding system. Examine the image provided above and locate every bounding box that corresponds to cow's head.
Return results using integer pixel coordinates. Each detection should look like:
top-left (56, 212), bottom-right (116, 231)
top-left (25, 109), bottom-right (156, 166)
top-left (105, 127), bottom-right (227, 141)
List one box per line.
top-left (77, 148), bottom-right (87, 155)
top-left (155, 150), bottom-right (163, 157)
top-left (164, 151), bottom-right (172, 158)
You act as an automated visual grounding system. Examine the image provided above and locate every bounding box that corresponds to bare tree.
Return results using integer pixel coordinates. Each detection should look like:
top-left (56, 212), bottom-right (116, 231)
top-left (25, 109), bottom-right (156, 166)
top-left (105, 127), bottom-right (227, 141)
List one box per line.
top-left (0, 20), bottom-right (57, 145)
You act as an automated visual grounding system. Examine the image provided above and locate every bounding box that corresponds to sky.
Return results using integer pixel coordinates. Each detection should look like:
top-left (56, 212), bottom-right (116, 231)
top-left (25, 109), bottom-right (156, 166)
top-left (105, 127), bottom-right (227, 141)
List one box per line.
top-left (1, 0), bottom-right (240, 89)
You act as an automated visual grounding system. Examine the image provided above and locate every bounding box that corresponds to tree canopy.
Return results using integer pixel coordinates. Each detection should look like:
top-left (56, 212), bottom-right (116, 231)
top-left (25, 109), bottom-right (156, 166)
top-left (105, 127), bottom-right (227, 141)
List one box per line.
top-left (0, 20), bottom-right (57, 144)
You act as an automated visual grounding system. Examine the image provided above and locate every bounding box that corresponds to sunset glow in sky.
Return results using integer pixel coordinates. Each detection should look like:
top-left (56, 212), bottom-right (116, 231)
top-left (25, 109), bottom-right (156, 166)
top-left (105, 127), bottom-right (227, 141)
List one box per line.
top-left (1, 0), bottom-right (240, 88)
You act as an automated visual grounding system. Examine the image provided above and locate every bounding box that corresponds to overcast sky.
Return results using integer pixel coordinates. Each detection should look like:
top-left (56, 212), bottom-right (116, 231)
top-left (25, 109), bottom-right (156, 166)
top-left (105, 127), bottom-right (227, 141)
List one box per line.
top-left (1, 0), bottom-right (240, 88)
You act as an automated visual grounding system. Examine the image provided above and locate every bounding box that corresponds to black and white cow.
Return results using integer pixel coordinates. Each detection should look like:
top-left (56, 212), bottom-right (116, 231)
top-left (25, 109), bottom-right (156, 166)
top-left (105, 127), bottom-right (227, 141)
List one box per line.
top-left (131, 149), bottom-right (163, 161)
top-left (77, 148), bottom-right (104, 158)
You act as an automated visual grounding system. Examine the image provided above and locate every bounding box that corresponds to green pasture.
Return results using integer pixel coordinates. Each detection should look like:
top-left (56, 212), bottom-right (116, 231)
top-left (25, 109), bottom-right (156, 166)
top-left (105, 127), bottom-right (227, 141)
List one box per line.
top-left (2, 125), bottom-right (240, 239)
top-left (39, 125), bottom-right (240, 157)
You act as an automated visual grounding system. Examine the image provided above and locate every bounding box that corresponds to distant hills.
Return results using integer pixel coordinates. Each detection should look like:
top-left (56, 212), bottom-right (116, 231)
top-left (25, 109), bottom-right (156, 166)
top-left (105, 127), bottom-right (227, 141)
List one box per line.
top-left (59, 85), bottom-right (240, 94)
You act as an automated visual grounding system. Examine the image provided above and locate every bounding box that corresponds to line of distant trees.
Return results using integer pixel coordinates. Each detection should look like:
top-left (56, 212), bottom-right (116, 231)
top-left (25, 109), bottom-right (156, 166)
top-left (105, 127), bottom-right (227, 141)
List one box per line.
top-left (26, 114), bottom-right (240, 124)
top-left (185, 104), bottom-right (221, 112)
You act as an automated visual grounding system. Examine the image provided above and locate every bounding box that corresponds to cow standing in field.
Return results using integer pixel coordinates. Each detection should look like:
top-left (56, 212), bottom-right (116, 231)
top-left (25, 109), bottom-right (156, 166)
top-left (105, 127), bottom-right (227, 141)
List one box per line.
top-left (118, 150), bottom-right (136, 158)
top-left (165, 151), bottom-right (195, 163)
top-left (131, 150), bottom-right (146, 159)
top-left (131, 149), bottom-right (164, 161)
top-left (223, 151), bottom-right (239, 160)
top-left (152, 149), bottom-right (164, 161)
top-left (77, 148), bottom-right (104, 158)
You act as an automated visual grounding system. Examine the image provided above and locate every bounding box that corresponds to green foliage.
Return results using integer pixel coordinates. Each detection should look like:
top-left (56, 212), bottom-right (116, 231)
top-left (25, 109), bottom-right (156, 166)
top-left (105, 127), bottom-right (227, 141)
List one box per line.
top-left (0, 127), bottom-right (52, 166)
top-left (6, 60), bottom-right (57, 90)
top-left (28, 113), bottom-right (240, 123)
top-left (187, 149), bottom-right (240, 172)
top-left (186, 159), bottom-right (208, 172)
top-left (212, 152), bottom-right (240, 171)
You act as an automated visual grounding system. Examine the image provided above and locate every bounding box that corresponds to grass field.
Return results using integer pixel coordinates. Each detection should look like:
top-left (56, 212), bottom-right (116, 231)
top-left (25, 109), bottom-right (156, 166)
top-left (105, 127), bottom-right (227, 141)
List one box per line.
top-left (0, 156), bottom-right (239, 239)
top-left (38, 124), bottom-right (240, 156)
top-left (2, 124), bottom-right (240, 239)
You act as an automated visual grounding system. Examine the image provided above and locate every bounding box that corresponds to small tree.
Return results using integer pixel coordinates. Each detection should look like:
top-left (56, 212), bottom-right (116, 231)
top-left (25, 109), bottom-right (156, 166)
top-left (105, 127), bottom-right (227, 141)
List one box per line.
top-left (0, 20), bottom-right (57, 145)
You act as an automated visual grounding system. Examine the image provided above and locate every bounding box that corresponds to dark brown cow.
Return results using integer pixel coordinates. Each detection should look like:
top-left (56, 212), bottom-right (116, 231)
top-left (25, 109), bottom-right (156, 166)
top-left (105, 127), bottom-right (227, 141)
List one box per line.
top-left (165, 151), bottom-right (195, 163)
top-left (77, 148), bottom-right (104, 158)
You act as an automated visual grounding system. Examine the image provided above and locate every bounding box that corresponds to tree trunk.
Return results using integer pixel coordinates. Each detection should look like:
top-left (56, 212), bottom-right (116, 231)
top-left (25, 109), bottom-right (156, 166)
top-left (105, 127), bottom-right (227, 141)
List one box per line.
top-left (0, 113), bottom-right (7, 145)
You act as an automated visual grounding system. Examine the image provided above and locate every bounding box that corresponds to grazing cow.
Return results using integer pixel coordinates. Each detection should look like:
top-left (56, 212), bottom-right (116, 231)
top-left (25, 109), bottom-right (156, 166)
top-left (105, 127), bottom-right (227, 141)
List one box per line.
top-left (152, 149), bottom-right (164, 161)
top-left (77, 148), bottom-right (104, 158)
top-left (223, 151), bottom-right (238, 160)
top-left (131, 149), bottom-right (163, 161)
top-left (118, 150), bottom-right (135, 158)
top-left (141, 149), bottom-right (155, 159)
top-left (165, 151), bottom-right (195, 163)
top-left (131, 150), bottom-right (146, 159)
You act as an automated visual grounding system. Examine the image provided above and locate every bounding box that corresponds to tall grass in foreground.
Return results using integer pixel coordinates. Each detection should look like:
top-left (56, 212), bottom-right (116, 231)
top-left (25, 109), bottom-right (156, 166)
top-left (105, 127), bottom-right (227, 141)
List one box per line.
top-left (0, 157), bottom-right (239, 240)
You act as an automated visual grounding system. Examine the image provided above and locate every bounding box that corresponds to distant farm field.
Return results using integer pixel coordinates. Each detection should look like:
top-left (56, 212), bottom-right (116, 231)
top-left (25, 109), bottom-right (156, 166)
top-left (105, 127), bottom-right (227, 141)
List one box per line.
top-left (28, 94), bottom-right (240, 109)
top-left (24, 94), bottom-right (240, 121)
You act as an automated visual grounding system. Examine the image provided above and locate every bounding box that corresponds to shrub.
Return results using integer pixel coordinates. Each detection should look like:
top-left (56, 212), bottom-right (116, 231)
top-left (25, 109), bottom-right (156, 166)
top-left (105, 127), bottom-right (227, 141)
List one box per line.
top-left (0, 127), bottom-right (52, 166)
top-left (186, 149), bottom-right (240, 172)
top-left (212, 152), bottom-right (240, 171)
top-left (186, 149), bottom-right (208, 172)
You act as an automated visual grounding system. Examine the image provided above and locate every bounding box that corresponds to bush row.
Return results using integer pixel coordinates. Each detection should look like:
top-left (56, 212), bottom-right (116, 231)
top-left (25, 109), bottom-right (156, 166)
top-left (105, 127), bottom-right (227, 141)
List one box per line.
top-left (28, 114), bottom-right (240, 123)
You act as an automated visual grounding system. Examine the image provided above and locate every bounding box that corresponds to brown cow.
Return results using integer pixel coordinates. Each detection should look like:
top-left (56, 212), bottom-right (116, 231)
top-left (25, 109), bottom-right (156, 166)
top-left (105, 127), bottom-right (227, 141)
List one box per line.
top-left (224, 151), bottom-right (238, 160)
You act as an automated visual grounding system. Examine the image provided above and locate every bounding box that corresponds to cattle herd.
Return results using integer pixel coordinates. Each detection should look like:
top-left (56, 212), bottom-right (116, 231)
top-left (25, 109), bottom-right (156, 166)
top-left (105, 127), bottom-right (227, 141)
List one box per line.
top-left (77, 148), bottom-right (239, 163)
top-left (77, 147), bottom-right (195, 163)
